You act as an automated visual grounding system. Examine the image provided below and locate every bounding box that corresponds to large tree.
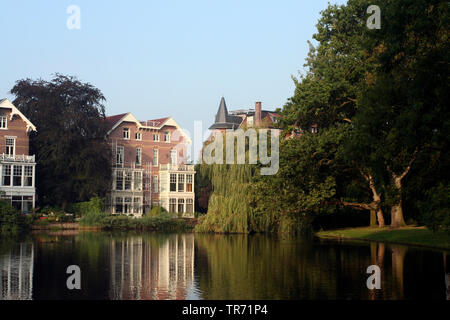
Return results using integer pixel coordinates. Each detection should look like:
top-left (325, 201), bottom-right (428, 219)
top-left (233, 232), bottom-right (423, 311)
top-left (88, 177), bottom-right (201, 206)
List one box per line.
top-left (10, 74), bottom-right (112, 208)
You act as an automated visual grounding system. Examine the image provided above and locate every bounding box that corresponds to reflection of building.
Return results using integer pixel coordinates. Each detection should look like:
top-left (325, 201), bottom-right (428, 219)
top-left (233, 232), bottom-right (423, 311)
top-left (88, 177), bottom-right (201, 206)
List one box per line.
top-left (104, 113), bottom-right (195, 216)
top-left (108, 234), bottom-right (195, 300)
top-left (0, 242), bottom-right (34, 300)
top-left (0, 99), bottom-right (37, 213)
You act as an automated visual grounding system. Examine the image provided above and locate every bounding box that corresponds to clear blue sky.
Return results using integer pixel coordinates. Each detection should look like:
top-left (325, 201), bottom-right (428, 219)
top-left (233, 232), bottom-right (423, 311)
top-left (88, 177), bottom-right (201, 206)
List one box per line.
top-left (0, 0), bottom-right (346, 161)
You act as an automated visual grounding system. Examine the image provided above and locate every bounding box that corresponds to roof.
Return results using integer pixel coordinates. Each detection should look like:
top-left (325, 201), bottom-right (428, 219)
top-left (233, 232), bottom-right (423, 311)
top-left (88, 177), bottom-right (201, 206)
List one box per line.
top-left (140, 117), bottom-right (169, 127)
top-left (209, 97), bottom-right (243, 130)
top-left (0, 98), bottom-right (37, 132)
top-left (105, 113), bottom-right (191, 144)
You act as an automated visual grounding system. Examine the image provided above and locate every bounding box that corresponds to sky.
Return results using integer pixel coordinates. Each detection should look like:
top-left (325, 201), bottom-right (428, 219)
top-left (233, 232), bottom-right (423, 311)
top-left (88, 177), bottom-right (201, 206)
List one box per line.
top-left (0, 0), bottom-right (347, 161)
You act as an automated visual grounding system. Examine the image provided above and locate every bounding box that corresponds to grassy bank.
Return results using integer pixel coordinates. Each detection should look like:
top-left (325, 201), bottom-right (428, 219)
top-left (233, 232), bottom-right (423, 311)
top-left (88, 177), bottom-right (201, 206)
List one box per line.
top-left (79, 213), bottom-right (197, 232)
top-left (316, 226), bottom-right (450, 250)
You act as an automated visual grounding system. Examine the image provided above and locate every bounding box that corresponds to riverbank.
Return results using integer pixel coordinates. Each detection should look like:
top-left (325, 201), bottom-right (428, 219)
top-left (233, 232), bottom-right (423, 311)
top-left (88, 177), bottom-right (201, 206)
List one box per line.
top-left (32, 218), bottom-right (198, 232)
top-left (316, 226), bottom-right (450, 250)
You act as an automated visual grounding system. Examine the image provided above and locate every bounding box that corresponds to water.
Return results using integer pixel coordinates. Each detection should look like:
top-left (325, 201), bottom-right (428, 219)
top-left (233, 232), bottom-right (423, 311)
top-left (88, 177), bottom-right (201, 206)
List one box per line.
top-left (0, 231), bottom-right (448, 300)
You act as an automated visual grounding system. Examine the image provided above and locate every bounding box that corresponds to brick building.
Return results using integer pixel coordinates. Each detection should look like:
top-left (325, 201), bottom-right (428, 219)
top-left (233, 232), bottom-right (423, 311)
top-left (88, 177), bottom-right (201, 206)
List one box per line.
top-left (0, 99), bottom-right (37, 213)
top-left (105, 113), bottom-right (195, 217)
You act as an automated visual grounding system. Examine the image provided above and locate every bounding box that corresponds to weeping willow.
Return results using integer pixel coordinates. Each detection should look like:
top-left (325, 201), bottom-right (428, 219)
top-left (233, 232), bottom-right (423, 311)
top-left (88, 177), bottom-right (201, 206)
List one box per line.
top-left (195, 130), bottom-right (295, 234)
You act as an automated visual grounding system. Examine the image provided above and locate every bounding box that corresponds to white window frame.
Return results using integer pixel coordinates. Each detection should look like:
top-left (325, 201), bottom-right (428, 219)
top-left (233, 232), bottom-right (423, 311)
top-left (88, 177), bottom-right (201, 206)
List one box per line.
top-left (5, 137), bottom-right (15, 156)
top-left (153, 175), bottom-right (158, 193)
top-left (164, 131), bottom-right (170, 143)
top-left (153, 149), bottom-right (158, 166)
top-left (153, 133), bottom-right (160, 142)
top-left (116, 146), bottom-right (124, 165)
top-left (135, 132), bottom-right (142, 140)
top-left (170, 149), bottom-right (177, 165)
top-left (123, 128), bottom-right (130, 140)
top-left (0, 116), bottom-right (7, 129)
top-left (136, 148), bottom-right (142, 165)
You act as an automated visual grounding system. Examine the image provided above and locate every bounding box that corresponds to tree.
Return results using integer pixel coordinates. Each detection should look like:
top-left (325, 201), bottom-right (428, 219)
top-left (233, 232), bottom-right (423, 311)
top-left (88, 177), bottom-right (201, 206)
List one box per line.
top-left (10, 74), bottom-right (112, 208)
top-left (354, 0), bottom-right (450, 227)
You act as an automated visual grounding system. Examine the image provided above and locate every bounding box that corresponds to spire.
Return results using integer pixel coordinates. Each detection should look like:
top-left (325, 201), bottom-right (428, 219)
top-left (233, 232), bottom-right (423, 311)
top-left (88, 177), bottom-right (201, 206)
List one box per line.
top-left (215, 97), bottom-right (229, 123)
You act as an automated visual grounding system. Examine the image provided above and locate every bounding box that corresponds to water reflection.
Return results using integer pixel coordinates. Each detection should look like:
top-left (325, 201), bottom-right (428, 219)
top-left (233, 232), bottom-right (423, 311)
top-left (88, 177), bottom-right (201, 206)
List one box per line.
top-left (108, 234), bottom-right (195, 299)
top-left (0, 242), bottom-right (34, 300)
top-left (0, 232), bottom-right (448, 300)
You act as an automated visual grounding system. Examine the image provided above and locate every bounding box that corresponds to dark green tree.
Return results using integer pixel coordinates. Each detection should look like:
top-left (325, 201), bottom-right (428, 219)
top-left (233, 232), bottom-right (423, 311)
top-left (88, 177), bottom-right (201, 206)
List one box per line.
top-left (10, 74), bottom-right (112, 208)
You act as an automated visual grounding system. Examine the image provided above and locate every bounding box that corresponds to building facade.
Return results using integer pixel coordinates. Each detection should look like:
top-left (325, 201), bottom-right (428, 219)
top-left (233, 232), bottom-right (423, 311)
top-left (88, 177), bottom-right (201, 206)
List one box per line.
top-left (105, 113), bottom-right (195, 217)
top-left (0, 99), bottom-right (37, 213)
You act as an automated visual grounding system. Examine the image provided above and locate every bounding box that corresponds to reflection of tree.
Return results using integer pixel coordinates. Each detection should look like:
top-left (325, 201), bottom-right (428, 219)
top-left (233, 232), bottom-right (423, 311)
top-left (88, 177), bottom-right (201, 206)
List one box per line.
top-left (391, 245), bottom-right (407, 300)
top-left (195, 234), bottom-right (344, 299)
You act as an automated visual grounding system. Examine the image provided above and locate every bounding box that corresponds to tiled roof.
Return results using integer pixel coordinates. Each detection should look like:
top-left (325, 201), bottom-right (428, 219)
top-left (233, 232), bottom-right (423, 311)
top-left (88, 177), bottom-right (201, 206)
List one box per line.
top-left (104, 113), bottom-right (128, 130)
top-left (141, 117), bottom-right (169, 127)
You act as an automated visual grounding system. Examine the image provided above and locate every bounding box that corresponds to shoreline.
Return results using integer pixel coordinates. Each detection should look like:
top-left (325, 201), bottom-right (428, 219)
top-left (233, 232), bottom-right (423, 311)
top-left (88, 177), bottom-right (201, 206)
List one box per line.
top-left (315, 226), bottom-right (450, 250)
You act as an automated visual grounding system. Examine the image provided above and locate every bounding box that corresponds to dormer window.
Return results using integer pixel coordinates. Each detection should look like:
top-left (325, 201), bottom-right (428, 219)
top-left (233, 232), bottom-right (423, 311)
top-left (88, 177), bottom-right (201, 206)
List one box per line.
top-left (0, 116), bottom-right (7, 129)
top-left (123, 128), bottom-right (130, 139)
top-left (164, 131), bottom-right (170, 143)
top-left (247, 116), bottom-right (254, 127)
top-left (135, 132), bottom-right (142, 140)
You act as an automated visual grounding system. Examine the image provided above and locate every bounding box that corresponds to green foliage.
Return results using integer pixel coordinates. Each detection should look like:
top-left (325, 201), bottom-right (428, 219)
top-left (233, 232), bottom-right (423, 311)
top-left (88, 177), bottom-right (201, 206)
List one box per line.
top-left (68, 196), bottom-right (105, 216)
top-left (79, 212), bottom-right (192, 232)
top-left (0, 200), bottom-right (32, 235)
top-left (10, 74), bottom-right (112, 208)
top-left (419, 183), bottom-right (450, 232)
top-left (144, 206), bottom-right (168, 217)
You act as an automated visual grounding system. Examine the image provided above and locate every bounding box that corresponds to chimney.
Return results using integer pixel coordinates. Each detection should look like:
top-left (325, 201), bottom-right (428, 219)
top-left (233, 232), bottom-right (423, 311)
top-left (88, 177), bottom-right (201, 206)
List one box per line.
top-left (255, 102), bottom-right (262, 127)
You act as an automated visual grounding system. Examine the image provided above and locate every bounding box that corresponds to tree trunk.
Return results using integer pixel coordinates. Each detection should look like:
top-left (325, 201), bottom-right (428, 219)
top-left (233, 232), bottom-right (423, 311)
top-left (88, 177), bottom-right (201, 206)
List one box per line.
top-left (391, 178), bottom-right (406, 228)
top-left (376, 208), bottom-right (385, 227)
top-left (370, 210), bottom-right (377, 227)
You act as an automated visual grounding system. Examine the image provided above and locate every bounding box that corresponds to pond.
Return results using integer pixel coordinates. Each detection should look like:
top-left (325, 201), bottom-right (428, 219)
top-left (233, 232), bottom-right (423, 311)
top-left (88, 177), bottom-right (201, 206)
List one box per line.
top-left (0, 231), bottom-right (448, 300)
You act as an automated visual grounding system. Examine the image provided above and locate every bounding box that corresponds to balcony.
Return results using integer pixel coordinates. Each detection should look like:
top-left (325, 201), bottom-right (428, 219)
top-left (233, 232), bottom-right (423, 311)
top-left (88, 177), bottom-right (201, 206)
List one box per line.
top-left (0, 154), bottom-right (35, 163)
top-left (159, 164), bottom-right (195, 172)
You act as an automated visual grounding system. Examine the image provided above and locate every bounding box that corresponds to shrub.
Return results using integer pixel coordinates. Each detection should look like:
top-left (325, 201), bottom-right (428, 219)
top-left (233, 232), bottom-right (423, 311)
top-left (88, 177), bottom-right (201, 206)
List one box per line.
top-left (68, 196), bottom-right (105, 217)
top-left (0, 200), bottom-right (32, 235)
top-left (145, 206), bottom-right (168, 218)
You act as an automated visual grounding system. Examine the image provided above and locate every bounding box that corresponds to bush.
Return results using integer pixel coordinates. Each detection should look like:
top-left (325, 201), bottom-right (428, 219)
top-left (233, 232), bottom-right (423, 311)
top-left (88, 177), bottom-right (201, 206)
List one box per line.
top-left (145, 206), bottom-right (168, 218)
top-left (0, 200), bottom-right (32, 235)
top-left (420, 183), bottom-right (450, 232)
top-left (67, 196), bottom-right (105, 217)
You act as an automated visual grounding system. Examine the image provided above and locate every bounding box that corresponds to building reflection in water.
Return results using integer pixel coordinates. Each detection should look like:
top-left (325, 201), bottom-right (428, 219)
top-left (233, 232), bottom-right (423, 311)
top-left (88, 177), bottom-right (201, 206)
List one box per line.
top-left (0, 242), bottom-right (34, 300)
top-left (108, 234), bottom-right (196, 300)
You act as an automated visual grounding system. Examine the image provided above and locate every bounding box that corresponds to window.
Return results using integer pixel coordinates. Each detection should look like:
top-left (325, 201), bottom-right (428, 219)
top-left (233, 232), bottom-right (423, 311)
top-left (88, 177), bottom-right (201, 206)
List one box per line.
top-left (2, 165), bottom-right (11, 186)
top-left (153, 149), bottom-right (158, 166)
top-left (124, 171), bottom-right (132, 190)
top-left (153, 134), bottom-right (159, 142)
top-left (13, 165), bottom-right (22, 186)
top-left (178, 174), bottom-right (184, 192)
top-left (24, 166), bottom-right (33, 186)
top-left (247, 116), bottom-right (254, 127)
top-left (136, 148), bottom-right (142, 165)
top-left (169, 198), bottom-right (177, 213)
top-left (0, 116), bottom-right (7, 129)
top-left (170, 174), bottom-right (177, 192)
top-left (12, 196), bottom-right (22, 211)
top-left (153, 201), bottom-right (159, 208)
top-left (153, 175), bottom-right (158, 193)
top-left (115, 171), bottom-right (124, 190)
top-left (135, 132), bottom-right (142, 140)
top-left (123, 128), bottom-right (130, 139)
top-left (310, 125), bottom-right (318, 134)
top-left (124, 197), bottom-right (132, 214)
top-left (133, 197), bottom-right (141, 214)
top-left (164, 131), bottom-right (170, 142)
top-left (5, 138), bottom-right (15, 156)
top-left (177, 198), bottom-right (184, 213)
top-left (134, 171), bottom-right (142, 191)
top-left (186, 199), bottom-right (193, 213)
top-left (115, 197), bottom-right (123, 214)
top-left (116, 146), bottom-right (124, 165)
top-left (170, 149), bottom-right (177, 165)
top-left (186, 174), bottom-right (193, 192)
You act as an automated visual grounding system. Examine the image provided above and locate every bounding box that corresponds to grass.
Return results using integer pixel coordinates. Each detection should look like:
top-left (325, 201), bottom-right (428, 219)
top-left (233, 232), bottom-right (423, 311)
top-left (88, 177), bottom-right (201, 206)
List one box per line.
top-left (316, 226), bottom-right (450, 250)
